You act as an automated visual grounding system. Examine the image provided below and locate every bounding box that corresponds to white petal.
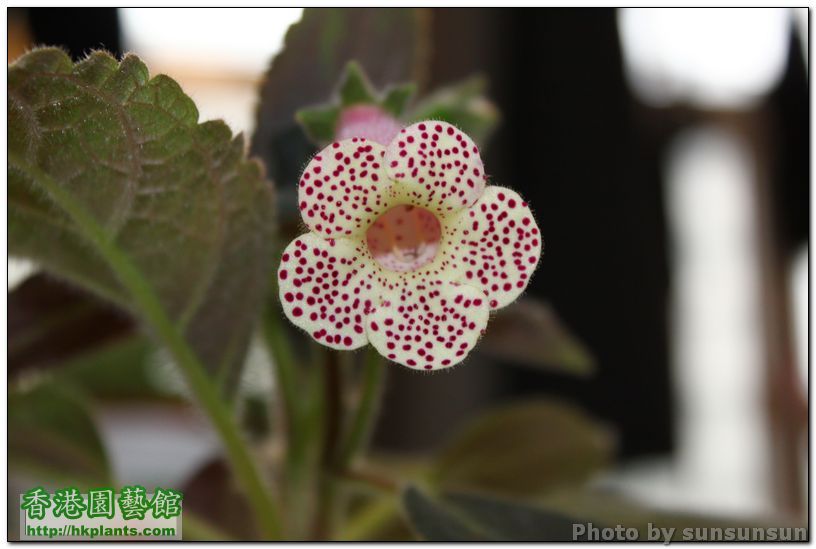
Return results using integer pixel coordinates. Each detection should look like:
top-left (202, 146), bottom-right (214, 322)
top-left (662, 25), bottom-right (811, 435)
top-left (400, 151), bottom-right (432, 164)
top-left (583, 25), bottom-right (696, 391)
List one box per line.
top-left (449, 186), bottom-right (542, 309)
top-left (278, 233), bottom-right (377, 349)
top-left (298, 138), bottom-right (395, 239)
top-left (366, 281), bottom-right (489, 370)
top-left (384, 121), bottom-right (486, 216)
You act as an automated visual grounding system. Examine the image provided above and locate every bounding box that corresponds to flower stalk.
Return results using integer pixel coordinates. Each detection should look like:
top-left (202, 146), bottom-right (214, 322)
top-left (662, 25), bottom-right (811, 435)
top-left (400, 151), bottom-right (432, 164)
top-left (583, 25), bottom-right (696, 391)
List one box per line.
top-left (337, 347), bottom-right (386, 469)
top-left (261, 288), bottom-right (308, 537)
top-left (312, 349), bottom-right (343, 539)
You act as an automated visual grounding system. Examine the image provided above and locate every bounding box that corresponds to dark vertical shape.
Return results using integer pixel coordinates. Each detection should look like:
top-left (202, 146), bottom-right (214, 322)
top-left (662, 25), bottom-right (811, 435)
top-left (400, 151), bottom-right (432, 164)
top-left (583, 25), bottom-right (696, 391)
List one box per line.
top-left (767, 23), bottom-right (809, 253)
top-left (755, 20), bottom-right (809, 515)
top-left (23, 7), bottom-right (122, 60)
top-left (502, 9), bottom-right (672, 458)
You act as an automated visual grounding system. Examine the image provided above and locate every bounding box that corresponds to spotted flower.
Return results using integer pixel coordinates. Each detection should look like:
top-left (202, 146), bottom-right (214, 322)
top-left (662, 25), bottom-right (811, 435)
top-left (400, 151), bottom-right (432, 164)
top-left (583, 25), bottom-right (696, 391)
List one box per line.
top-left (278, 121), bottom-right (542, 371)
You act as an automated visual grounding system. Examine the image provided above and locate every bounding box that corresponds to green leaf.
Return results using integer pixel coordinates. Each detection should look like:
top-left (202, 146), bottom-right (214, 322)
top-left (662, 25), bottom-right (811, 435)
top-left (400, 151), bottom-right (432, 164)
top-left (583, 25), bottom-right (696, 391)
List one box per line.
top-left (444, 492), bottom-right (580, 541)
top-left (407, 76), bottom-right (500, 146)
top-left (252, 8), bottom-right (429, 223)
top-left (381, 82), bottom-right (417, 116)
top-left (9, 383), bottom-right (111, 487)
top-left (295, 105), bottom-right (340, 145)
top-left (401, 486), bottom-right (483, 541)
top-left (339, 61), bottom-right (377, 106)
top-left (430, 401), bottom-right (614, 497)
top-left (402, 486), bottom-right (581, 541)
top-left (478, 298), bottom-right (595, 376)
top-left (58, 335), bottom-right (161, 400)
top-left (8, 48), bottom-right (276, 394)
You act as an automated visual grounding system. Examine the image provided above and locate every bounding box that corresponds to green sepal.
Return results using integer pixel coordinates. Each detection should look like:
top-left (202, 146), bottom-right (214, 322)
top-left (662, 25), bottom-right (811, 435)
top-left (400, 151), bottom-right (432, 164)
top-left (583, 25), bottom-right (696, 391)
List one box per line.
top-left (381, 82), bottom-right (417, 116)
top-left (295, 105), bottom-right (341, 145)
top-left (339, 61), bottom-right (378, 106)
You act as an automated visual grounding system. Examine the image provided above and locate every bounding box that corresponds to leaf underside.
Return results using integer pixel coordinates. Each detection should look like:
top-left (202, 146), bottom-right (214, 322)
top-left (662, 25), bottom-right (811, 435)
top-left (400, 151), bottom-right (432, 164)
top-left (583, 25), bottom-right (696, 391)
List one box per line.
top-left (8, 48), bottom-right (276, 393)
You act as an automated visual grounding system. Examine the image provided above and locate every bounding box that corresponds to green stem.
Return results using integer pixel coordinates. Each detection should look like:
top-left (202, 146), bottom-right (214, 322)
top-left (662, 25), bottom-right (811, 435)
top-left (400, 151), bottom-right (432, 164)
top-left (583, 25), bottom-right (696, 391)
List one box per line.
top-left (12, 157), bottom-right (282, 539)
top-left (313, 347), bottom-right (387, 539)
top-left (313, 349), bottom-right (342, 539)
top-left (262, 282), bottom-right (303, 464)
top-left (337, 347), bottom-right (385, 468)
top-left (323, 351), bottom-right (343, 464)
top-left (261, 281), bottom-right (314, 538)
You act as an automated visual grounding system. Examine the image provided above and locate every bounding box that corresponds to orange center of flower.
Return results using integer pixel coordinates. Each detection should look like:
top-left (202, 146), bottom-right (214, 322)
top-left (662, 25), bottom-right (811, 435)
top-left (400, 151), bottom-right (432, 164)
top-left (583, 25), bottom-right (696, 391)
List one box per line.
top-left (366, 205), bottom-right (442, 273)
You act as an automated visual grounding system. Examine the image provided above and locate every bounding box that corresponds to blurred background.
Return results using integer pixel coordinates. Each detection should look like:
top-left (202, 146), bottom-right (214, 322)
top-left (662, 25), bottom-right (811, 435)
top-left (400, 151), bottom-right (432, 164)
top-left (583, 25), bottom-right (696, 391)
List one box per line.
top-left (8, 6), bottom-right (808, 529)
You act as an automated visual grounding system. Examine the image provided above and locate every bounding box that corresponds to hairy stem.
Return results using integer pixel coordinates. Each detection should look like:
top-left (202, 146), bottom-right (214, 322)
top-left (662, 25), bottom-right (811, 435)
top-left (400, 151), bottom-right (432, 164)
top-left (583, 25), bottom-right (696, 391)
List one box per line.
top-left (12, 156), bottom-right (282, 539)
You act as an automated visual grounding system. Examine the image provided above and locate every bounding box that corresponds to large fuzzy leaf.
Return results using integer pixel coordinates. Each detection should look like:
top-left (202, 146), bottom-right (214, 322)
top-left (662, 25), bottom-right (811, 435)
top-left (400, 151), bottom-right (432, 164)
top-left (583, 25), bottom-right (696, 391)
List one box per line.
top-left (8, 48), bottom-right (276, 393)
